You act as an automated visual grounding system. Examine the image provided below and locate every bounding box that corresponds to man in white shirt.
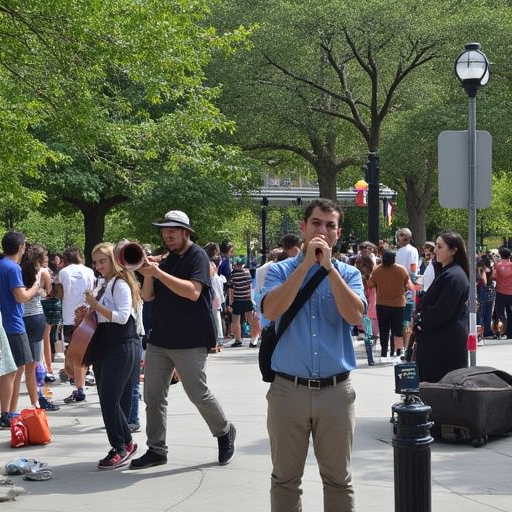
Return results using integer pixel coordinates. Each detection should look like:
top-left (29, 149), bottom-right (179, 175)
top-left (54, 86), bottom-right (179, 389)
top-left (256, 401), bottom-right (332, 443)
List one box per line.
top-left (56, 246), bottom-right (96, 403)
top-left (395, 228), bottom-right (419, 356)
top-left (395, 228), bottom-right (419, 275)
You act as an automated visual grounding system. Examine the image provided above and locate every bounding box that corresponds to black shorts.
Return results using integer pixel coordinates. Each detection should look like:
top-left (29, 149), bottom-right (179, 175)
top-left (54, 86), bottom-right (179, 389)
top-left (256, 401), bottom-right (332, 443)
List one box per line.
top-left (232, 300), bottom-right (254, 316)
top-left (63, 324), bottom-right (74, 344)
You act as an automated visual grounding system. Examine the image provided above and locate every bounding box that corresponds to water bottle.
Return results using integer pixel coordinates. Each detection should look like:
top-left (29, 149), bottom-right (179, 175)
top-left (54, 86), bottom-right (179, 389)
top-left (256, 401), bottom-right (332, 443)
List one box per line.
top-left (35, 363), bottom-right (46, 388)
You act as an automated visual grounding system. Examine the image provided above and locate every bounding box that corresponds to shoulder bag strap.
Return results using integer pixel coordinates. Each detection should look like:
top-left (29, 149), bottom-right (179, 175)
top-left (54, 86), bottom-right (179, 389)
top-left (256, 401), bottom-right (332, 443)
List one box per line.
top-left (274, 266), bottom-right (329, 340)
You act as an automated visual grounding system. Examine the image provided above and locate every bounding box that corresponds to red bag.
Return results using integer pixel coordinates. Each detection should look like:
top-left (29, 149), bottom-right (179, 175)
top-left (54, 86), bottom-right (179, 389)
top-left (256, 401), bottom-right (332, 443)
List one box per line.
top-left (10, 416), bottom-right (29, 448)
top-left (20, 408), bottom-right (51, 445)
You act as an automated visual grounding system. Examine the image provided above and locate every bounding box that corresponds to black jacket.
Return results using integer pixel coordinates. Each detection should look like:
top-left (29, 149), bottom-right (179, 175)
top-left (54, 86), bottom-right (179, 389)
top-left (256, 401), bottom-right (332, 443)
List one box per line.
top-left (415, 262), bottom-right (469, 382)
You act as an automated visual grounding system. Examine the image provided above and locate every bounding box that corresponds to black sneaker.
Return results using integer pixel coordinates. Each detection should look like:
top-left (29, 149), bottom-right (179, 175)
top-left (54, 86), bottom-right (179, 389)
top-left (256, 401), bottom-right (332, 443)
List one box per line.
top-left (218, 423), bottom-right (236, 465)
top-left (129, 450), bottom-right (167, 470)
top-left (38, 396), bottom-right (60, 411)
top-left (44, 373), bottom-right (56, 383)
top-left (0, 413), bottom-right (11, 429)
top-left (229, 340), bottom-right (243, 348)
top-left (64, 388), bottom-right (86, 404)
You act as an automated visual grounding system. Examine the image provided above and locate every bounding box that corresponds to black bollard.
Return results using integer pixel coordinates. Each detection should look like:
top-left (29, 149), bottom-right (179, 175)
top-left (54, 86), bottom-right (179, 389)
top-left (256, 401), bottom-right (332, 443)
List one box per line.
top-left (391, 395), bottom-right (434, 512)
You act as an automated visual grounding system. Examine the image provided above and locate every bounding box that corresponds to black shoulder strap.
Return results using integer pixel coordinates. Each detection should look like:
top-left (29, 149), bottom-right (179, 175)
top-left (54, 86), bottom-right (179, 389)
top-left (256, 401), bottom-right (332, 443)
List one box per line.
top-left (275, 266), bottom-right (328, 340)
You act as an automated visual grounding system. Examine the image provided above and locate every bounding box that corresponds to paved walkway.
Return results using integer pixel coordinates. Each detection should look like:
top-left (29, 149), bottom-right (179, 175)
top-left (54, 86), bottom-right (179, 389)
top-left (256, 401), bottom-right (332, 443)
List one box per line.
top-left (1, 339), bottom-right (512, 512)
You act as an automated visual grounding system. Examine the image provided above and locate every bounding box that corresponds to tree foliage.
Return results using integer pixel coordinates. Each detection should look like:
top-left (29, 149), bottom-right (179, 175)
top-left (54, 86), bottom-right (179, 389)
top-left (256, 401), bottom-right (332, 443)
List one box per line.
top-left (0, 0), bottom-right (255, 258)
top-left (211, 0), bottom-right (512, 246)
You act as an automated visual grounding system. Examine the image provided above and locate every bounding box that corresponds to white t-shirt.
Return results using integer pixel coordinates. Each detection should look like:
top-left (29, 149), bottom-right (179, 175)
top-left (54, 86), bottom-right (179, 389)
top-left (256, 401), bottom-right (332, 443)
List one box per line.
top-left (58, 263), bottom-right (96, 325)
top-left (255, 260), bottom-right (274, 295)
top-left (422, 261), bottom-right (436, 292)
top-left (396, 244), bottom-right (419, 275)
top-left (211, 273), bottom-right (225, 311)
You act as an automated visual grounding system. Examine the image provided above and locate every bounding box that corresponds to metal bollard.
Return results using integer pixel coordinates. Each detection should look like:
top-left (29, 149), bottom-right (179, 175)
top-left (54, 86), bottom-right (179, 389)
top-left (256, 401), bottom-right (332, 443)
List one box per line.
top-left (391, 395), bottom-right (434, 512)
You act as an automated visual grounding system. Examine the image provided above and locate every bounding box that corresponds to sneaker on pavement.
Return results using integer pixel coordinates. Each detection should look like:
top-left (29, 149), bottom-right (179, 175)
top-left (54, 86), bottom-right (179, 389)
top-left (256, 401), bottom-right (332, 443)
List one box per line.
top-left (0, 413), bottom-right (11, 429)
top-left (38, 396), bottom-right (60, 411)
top-left (229, 340), bottom-right (243, 348)
top-left (97, 448), bottom-right (127, 470)
top-left (218, 423), bottom-right (236, 465)
top-left (122, 441), bottom-right (138, 462)
top-left (64, 388), bottom-right (86, 404)
top-left (129, 450), bottom-right (167, 470)
top-left (85, 375), bottom-right (96, 386)
top-left (129, 423), bottom-right (141, 433)
top-left (44, 373), bottom-right (56, 383)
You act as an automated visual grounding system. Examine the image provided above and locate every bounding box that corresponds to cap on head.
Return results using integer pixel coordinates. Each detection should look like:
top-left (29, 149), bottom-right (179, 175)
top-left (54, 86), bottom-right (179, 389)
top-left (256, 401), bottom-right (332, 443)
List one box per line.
top-left (152, 210), bottom-right (194, 232)
top-left (234, 256), bottom-right (245, 266)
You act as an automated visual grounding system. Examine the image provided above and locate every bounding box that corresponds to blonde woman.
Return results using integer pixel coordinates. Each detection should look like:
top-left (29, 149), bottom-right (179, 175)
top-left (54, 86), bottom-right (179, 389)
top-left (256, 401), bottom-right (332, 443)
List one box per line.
top-left (84, 242), bottom-right (142, 470)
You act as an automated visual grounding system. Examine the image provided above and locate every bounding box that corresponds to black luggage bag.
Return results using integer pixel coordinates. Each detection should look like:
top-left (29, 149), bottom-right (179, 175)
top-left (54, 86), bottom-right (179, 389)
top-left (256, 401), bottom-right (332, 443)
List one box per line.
top-left (419, 366), bottom-right (512, 447)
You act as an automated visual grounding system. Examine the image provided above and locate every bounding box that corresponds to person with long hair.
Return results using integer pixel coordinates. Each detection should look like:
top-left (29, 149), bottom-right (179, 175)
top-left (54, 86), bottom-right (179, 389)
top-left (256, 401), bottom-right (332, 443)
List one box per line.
top-left (84, 242), bottom-right (142, 470)
top-left (20, 243), bottom-right (59, 411)
top-left (413, 231), bottom-right (470, 382)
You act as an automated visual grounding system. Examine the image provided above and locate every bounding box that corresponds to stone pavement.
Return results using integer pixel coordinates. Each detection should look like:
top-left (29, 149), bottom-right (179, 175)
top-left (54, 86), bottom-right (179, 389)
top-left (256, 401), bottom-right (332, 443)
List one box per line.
top-left (1, 339), bottom-right (512, 512)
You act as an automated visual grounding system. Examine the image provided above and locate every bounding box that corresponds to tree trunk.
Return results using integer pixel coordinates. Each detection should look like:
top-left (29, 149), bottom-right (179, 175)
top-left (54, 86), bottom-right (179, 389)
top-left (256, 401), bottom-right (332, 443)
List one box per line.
top-left (403, 174), bottom-right (434, 248)
top-left (81, 204), bottom-right (107, 266)
top-left (64, 195), bottom-right (128, 266)
top-left (406, 202), bottom-right (426, 249)
top-left (316, 164), bottom-right (338, 202)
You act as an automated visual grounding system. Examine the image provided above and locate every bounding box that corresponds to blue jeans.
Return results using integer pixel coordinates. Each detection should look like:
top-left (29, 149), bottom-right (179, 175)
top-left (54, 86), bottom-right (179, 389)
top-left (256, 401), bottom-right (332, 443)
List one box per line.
top-left (128, 338), bottom-right (143, 425)
top-left (477, 287), bottom-right (494, 337)
top-left (495, 292), bottom-right (512, 339)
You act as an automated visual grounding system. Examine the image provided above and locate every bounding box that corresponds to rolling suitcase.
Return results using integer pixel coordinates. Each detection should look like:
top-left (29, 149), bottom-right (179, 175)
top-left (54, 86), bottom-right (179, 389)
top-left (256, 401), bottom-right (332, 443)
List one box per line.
top-left (419, 366), bottom-right (512, 447)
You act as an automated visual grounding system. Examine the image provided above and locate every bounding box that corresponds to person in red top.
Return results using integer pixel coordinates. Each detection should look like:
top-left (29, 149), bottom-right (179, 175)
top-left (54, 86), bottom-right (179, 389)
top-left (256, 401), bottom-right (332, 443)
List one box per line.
top-left (492, 246), bottom-right (512, 339)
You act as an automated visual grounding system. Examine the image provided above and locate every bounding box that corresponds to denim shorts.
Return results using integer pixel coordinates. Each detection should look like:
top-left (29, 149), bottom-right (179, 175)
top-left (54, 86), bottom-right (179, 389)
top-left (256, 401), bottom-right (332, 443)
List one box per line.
top-left (6, 332), bottom-right (34, 367)
top-left (23, 313), bottom-right (46, 361)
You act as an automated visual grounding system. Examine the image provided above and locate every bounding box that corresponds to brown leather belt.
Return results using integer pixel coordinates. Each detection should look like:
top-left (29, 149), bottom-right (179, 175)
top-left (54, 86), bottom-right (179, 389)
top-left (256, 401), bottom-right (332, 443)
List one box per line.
top-left (276, 371), bottom-right (350, 389)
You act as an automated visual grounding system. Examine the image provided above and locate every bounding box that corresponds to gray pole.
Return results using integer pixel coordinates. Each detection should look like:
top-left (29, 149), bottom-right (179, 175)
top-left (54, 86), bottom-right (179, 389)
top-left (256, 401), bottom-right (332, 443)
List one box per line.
top-left (366, 152), bottom-right (380, 244)
top-left (468, 96), bottom-right (477, 366)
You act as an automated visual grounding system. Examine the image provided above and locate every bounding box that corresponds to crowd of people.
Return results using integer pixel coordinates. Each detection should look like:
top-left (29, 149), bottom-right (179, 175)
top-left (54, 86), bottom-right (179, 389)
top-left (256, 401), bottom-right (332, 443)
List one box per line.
top-left (1, 200), bottom-right (511, 510)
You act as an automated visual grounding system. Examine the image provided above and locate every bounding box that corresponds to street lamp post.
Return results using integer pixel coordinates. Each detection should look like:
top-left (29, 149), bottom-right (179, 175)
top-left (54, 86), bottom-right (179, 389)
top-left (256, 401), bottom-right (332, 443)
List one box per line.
top-left (260, 197), bottom-right (268, 264)
top-left (366, 152), bottom-right (380, 244)
top-left (454, 42), bottom-right (489, 367)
